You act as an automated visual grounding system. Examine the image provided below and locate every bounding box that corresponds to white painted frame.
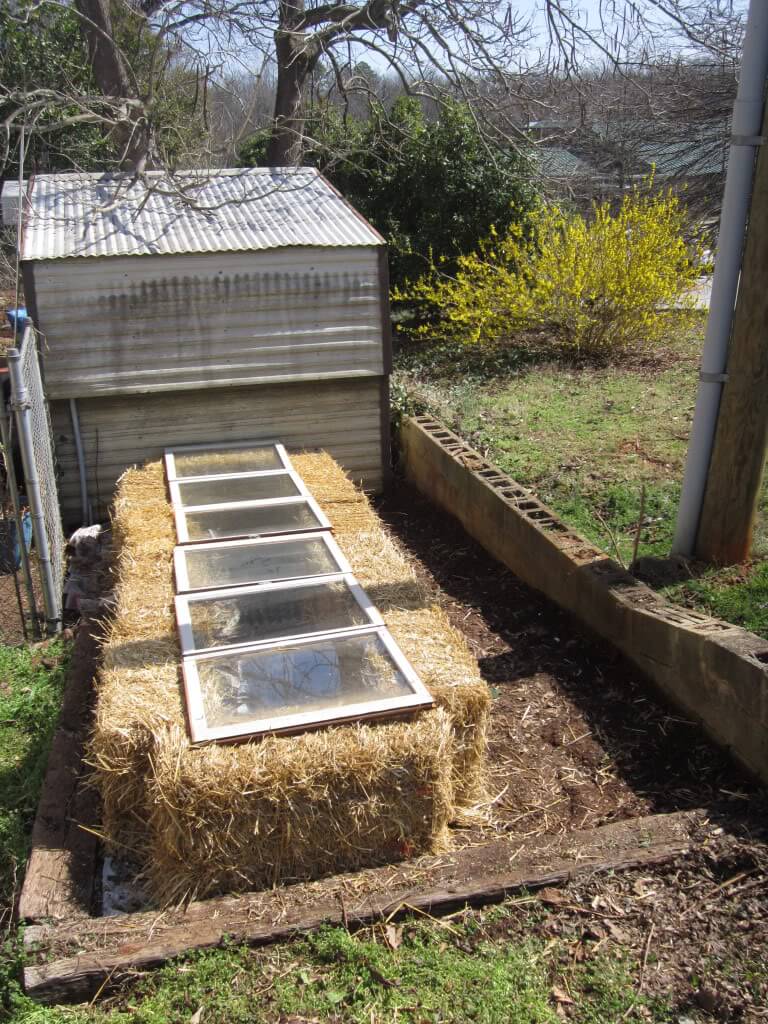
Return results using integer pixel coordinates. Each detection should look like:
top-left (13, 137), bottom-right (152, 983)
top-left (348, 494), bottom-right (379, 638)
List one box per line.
top-left (173, 532), bottom-right (353, 593)
top-left (173, 494), bottom-right (332, 544)
top-left (164, 440), bottom-right (293, 481)
top-left (181, 625), bottom-right (434, 744)
top-left (174, 572), bottom-right (383, 656)
top-left (168, 468), bottom-right (308, 509)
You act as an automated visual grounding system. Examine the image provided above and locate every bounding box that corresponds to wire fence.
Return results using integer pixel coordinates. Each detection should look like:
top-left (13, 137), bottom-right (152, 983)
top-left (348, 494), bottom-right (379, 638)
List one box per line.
top-left (4, 324), bottom-right (64, 635)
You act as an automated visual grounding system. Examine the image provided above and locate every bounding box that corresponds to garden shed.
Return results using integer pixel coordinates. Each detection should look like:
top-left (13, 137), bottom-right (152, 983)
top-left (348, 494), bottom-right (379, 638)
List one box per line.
top-left (19, 168), bottom-right (391, 525)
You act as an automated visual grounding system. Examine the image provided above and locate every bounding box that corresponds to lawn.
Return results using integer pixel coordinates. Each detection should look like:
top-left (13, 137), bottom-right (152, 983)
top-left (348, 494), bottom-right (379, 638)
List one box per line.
top-left (0, 639), bottom-right (70, 1019)
top-left (392, 319), bottom-right (768, 639)
top-left (7, 921), bottom-right (674, 1024)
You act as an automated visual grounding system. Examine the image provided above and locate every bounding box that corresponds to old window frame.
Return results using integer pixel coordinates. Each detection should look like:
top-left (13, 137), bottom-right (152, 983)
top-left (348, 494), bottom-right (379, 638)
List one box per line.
top-left (164, 440), bottom-right (293, 481)
top-left (174, 572), bottom-right (383, 656)
top-left (173, 494), bottom-right (332, 544)
top-left (180, 625), bottom-right (434, 744)
top-left (167, 468), bottom-right (308, 509)
top-left (173, 532), bottom-right (353, 593)
top-left (165, 438), bottom-right (434, 744)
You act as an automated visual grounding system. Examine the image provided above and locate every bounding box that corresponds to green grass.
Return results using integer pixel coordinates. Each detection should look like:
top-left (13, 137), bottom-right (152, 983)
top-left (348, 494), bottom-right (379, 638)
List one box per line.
top-left (0, 639), bottom-right (70, 1021)
top-left (394, 332), bottom-right (699, 566)
top-left (0, 642), bottom-right (71, 909)
top-left (7, 917), bottom-right (678, 1024)
top-left (662, 560), bottom-right (768, 638)
top-left (394, 323), bottom-right (768, 637)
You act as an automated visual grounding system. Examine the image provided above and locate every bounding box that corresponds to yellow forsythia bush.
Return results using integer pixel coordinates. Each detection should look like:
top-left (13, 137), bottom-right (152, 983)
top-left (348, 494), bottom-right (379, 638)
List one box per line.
top-left (400, 181), bottom-right (702, 355)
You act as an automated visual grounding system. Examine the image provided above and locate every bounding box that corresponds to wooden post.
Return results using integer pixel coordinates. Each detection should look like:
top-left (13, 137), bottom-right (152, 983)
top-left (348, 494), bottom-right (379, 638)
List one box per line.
top-left (696, 103), bottom-right (768, 565)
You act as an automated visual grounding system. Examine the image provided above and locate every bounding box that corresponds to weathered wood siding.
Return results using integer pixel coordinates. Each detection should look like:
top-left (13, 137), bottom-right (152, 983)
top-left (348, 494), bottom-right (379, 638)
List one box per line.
top-left (31, 246), bottom-right (384, 399)
top-left (52, 379), bottom-right (386, 525)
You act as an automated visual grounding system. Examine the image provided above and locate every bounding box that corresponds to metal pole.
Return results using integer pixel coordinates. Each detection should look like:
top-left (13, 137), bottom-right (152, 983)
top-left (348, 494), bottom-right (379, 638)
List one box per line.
top-left (0, 407), bottom-right (39, 637)
top-left (7, 335), bottom-right (61, 635)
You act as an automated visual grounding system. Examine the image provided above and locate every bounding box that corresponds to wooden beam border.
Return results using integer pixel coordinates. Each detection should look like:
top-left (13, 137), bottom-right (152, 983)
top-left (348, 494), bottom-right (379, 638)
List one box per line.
top-left (23, 796), bottom-right (697, 1002)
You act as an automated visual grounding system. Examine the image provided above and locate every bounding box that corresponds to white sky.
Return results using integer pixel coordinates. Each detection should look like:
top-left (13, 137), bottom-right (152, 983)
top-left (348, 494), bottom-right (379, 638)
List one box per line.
top-left (220, 1), bottom-right (749, 84)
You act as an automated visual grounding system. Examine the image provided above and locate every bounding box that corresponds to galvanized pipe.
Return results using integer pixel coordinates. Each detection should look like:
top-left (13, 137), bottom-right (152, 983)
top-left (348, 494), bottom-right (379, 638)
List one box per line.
top-left (7, 336), bottom-right (61, 634)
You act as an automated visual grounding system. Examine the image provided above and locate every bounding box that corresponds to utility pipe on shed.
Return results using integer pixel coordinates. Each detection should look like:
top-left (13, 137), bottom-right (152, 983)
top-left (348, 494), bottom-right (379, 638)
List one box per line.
top-left (69, 398), bottom-right (91, 526)
top-left (672, 0), bottom-right (768, 556)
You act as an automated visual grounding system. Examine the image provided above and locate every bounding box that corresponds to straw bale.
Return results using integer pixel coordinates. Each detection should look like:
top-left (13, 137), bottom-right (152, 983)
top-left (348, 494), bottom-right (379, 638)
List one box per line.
top-left (89, 450), bottom-right (489, 901)
top-left (292, 451), bottom-right (380, 535)
top-left (145, 712), bottom-right (453, 903)
top-left (293, 454), bottom-right (489, 808)
top-left (87, 464), bottom-right (182, 852)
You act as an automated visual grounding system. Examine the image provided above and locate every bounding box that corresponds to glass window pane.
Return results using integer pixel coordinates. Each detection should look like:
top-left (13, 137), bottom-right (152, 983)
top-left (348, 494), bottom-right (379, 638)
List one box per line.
top-left (195, 632), bottom-right (414, 729)
top-left (185, 580), bottom-right (371, 651)
top-left (173, 444), bottom-right (284, 478)
top-left (180, 537), bottom-right (342, 590)
top-left (175, 473), bottom-right (300, 508)
top-left (182, 501), bottom-right (323, 541)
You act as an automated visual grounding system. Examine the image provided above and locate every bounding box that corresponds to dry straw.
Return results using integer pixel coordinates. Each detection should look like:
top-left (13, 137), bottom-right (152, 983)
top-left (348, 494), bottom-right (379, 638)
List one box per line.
top-left (88, 452), bottom-right (490, 902)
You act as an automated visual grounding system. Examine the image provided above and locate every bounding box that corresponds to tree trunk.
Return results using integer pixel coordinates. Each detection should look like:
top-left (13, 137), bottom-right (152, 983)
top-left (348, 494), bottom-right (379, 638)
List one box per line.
top-left (266, 30), bottom-right (315, 166)
top-left (73, 0), bottom-right (151, 170)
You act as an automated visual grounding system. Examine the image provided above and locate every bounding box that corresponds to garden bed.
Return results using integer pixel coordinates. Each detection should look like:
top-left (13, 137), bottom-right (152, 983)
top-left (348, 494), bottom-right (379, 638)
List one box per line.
top-left (19, 468), bottom-right (767, 1004)
top-left (91, 453), bottom-right (489, 904)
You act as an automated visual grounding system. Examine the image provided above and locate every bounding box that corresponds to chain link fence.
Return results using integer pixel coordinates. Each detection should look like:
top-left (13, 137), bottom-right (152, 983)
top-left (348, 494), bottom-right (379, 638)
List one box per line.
top-left (0, 410), bottom-right (37, 642)
top-left (5, 324), bottom-right (64, 634)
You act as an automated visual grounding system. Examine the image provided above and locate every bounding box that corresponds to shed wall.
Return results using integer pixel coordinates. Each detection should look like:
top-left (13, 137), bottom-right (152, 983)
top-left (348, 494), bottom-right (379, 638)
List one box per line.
top-left (52, 378), bottom-right (387, 525)
top-left (31, 246), bottom-right (385, 399)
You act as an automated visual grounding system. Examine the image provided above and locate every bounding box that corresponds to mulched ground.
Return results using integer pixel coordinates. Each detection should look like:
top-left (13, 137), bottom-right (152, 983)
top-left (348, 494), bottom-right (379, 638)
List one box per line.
top-left (460, 824), bottom-right (768, 1021)
top-left (375, 479), bottom-right (768, 1020)
top-left (376, 481), bottom-right (763, 842)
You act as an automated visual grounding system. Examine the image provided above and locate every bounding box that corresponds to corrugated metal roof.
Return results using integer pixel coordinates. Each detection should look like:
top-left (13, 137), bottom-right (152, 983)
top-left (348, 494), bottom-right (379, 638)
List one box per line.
top-left (535, 146), bottom-right (594, 179)
top-left (22, 167), bottom-right (383, 261)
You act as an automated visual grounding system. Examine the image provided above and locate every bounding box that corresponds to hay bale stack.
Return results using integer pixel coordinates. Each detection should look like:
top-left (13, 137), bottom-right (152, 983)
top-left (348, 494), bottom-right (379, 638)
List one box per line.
top-left (88, 462), bottom-right (180, 853)
top-left (292, 451), bottom-right (381, 536)
top-left (89, 452), bottom-right (489, 901)
top-left (293, 453), bottom-right (489, 809)
top-left (145, 714), bottom-right (453, 903)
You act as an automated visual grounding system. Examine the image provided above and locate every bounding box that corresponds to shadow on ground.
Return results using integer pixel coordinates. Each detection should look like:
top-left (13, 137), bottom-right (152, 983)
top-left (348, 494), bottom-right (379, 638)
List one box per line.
top-left (376, 479), bottom-right (766, 840)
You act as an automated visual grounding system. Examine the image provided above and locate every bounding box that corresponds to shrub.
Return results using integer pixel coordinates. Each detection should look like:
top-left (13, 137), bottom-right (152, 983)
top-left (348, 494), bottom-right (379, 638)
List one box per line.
top-left (401, 180), bottom-right (703, 356)
top-left (238, 98), bottom-right (538, 286)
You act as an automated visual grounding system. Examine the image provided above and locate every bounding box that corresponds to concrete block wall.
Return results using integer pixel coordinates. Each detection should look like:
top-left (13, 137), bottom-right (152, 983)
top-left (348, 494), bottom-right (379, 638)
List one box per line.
top-left (400, 415), bottom-right (768, 784)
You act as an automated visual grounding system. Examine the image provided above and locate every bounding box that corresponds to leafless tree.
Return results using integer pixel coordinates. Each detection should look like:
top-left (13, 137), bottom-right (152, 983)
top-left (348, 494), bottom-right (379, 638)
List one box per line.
top-left (0, 0), bottom-right (748, 178)
top-left (72, 0), bottom-right (152, 167)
